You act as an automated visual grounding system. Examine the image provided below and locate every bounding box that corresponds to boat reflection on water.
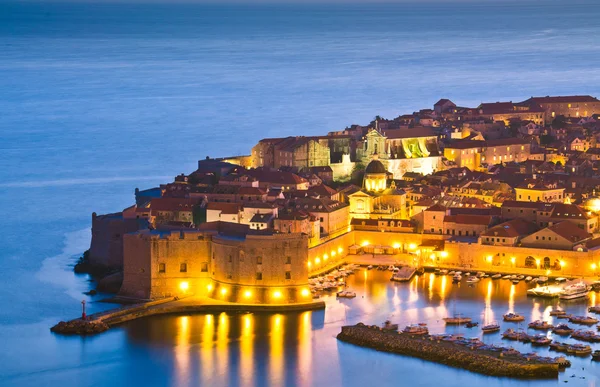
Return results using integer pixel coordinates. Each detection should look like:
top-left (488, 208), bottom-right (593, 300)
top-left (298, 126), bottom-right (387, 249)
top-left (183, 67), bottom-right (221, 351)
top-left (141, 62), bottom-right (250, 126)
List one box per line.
top-left (121, 270), bottom-right (599, 386)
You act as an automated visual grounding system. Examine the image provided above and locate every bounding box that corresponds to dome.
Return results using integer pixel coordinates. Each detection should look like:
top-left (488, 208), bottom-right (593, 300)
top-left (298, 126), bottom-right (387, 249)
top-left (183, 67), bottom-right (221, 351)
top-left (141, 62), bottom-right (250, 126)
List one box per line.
top-left (365, 159), bottom-right (387, 174)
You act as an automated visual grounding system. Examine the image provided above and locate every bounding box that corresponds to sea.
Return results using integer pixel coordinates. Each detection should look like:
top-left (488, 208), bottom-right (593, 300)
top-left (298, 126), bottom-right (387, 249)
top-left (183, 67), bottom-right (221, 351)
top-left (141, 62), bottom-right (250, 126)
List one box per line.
top-left (1, 1), bottom-right (600, 386)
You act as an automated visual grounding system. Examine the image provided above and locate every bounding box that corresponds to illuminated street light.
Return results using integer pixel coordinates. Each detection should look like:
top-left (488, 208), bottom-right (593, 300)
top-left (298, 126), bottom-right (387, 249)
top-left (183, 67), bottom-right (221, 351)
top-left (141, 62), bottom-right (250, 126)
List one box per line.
top-left (179, 281), bottom-right (189, 291)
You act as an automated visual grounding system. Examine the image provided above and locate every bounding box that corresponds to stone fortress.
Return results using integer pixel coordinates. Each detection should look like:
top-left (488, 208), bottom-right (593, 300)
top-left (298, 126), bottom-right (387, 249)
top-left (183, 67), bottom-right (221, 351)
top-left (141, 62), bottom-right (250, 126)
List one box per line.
top-left (89, 95), bottom-right (600, 307)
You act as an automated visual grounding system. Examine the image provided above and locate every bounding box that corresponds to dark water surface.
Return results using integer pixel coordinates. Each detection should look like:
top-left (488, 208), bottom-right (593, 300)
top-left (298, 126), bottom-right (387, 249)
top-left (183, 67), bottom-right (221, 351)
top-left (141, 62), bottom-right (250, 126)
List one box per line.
top-left (1, 1), bottom-right (600, 385)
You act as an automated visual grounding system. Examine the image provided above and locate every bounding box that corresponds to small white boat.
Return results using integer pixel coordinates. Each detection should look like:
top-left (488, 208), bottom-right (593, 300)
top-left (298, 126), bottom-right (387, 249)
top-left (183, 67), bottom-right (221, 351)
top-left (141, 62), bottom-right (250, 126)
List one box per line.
top-left (466, 276), bottom-right (480, 283)
top-left (517, 275), bottom-right (525, 280)
top-left (455, 271), bottom-right (462, 275)
top-left (444, 315), bottom-right (472, 325)
top-left (440, 269), bottom-right (448, 275)
top-left (465, 272), bottom-right (471, 276)
top-left (537, 276), bottom-right (548, 283)
top-left (482, 322), bottom-right (501, 333)
top-left (448, 271), bottom-right (456, 275)
top-left (336, 290), bottom-right (356, 298)
top-left (525, 276), bottom-right (533, 281)
top-left (452, 274), bottom-right (462, 282)
top-left (560, 282), bottom-right (590, 300)
top-left (555, 277), bottom-right (567, 283)
top-left (402, 323), bottom-right (429, 335)
top-left (476, 272), bottom-right (485, 278)
top-left (502, 275), bottom-right (511, 279)
top-left (491, 273), bottom-right (502, 279)
top-left (367, 265), bottom-right (373, 270)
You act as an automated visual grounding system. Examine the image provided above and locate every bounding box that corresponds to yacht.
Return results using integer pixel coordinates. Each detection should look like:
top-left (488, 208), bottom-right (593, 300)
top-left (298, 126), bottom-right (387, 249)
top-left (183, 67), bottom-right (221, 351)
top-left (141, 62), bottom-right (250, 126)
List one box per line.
top-left (528, 320), bottom-right (554, 330)
top-left (559, 282), bottom-right (589, 300)
top-left (552, 324), bottom-right (573, 335)
top-left (530, 334), bottom-right (552, 346)
top-left (402, 323), bottom-right (429, 335)
top-left (482, 322), bottom-right (500, 333)
top-left (592, 350), bottom-right (600, 361)
top-left (503, 312), bottom-right (525, 322)
top-left (443, 315), bottom-right (472, 325)
top-left (569, 315), bottom-right (599, 325)
top-left (549, 308), bottom-right (567, 316)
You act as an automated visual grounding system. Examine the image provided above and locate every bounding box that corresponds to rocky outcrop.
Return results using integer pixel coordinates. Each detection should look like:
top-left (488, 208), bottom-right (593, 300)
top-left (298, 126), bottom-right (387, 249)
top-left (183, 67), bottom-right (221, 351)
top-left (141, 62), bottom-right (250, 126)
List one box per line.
top-left (337, 324), bottom-right (559, 379)
top-left (97, 271), bottom-right (123, 294)
top-left (51, 319), bottom-right (109, 335)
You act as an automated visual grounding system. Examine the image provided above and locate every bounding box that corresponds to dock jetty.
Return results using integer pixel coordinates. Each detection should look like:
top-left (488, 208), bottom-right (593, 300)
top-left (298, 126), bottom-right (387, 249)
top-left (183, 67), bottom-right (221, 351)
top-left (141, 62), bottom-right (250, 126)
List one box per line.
top-left (337, 323), bottom-right (560, 379)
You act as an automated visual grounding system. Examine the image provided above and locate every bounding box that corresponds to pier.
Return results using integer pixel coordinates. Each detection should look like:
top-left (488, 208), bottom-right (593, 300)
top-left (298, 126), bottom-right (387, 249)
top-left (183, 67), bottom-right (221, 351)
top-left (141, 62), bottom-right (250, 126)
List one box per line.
top-left (337, 324), bottom-right (561, 379)
top-left (51, 296), bottom-right (325, 335)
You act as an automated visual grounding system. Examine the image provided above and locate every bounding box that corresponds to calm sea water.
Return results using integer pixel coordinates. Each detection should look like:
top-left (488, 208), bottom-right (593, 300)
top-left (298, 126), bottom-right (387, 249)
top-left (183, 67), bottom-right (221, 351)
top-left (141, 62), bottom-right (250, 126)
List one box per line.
top-left (1, 1), bottom-right (600, 385)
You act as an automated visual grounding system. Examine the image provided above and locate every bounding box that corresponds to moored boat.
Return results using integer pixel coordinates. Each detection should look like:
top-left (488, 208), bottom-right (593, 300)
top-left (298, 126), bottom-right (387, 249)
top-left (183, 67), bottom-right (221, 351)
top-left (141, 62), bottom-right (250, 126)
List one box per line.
top-left (402, 323), bottom-right (429, 335)
top-left (549, 308), bottom-right (567, 316)
top-left (503, 312), bottom-right (525, 322)
top-left (570, 330), bottom-right (600, 342)
top-left (336, 290), bottom-right (356, 298)
top-left (592, 350), bottom-right (600, 361)
top-left (482, 322), bottom-right (500, 333)
top-left (528, 320), bottom-right (553, 330)
top-left (559, 282), bottom-right (589, 300)
top-left (444, 315), bottom-right (472, 325)
top-left (568, 315), bottom-right (599, 325)
top-left (588, 305), bottom-right (600, 314)
top-left (452, 274), bottom-right (462, 283)
top-left (491, 273), bottom-right (502, 279)
top-left (566, 343), bottom-right (592, 356)
top-left (530, 334), bottom-right (551, 346)
top-left (525, 276), bottom-right (533, 281)
top-left (466, 276), bottom-right (480, 283)
top-left (552, 324), bottom-right (573, 335)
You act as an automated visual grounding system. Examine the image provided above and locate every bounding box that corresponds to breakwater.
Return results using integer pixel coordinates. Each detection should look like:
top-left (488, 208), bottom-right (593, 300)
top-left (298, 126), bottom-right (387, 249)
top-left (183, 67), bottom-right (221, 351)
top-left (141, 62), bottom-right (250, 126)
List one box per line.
top-left (337, 324), bottom-right (560, 379)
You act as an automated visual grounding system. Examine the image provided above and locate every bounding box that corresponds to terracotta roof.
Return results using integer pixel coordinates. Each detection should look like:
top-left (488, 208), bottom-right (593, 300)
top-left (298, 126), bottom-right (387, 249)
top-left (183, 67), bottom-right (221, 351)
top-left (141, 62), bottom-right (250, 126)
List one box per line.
top-left (149, 198), bottom-right (199, 212)
top-left (292, 197), bottom-right (348, 213)
top-left (481, 218), bottom-right (539, 238)
top-left (425, 204), bottom-right (447, 212)
top-left (245, 168), bottom-right (308, 186)
top-left (443, 214), bottom-right (492, 226)
top-left (546, 220), bottom-right (591, 242)
top-left (526, 95), bottom-right (599, 104)
top-left (206, 202), bottom-right (243, 214)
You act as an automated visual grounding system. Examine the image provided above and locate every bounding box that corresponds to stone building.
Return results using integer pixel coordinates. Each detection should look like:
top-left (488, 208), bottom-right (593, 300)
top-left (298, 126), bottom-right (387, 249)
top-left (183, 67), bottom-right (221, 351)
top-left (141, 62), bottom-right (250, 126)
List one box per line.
top-left (515, 180), bottom-right (566, 203)
top-left (120, 227), bottom-right (312, 304)
top-left (522, 95), bottom-right (600, 123)
top-left (251, 136), bottom-right (330, 169)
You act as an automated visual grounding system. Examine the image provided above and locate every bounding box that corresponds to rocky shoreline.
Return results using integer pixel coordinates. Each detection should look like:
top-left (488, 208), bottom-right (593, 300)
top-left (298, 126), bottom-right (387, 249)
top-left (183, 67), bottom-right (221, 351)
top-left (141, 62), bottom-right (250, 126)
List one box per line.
top-left (51, 319), bottom-right (109, 335)
top-left (337, 324), bottom-right (560, 379)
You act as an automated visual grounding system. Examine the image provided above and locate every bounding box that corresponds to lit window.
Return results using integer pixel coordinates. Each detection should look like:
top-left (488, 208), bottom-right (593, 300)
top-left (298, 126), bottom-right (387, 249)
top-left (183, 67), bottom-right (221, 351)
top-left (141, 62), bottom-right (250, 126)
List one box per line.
top-left (180, 263), bottom-right (187, 273)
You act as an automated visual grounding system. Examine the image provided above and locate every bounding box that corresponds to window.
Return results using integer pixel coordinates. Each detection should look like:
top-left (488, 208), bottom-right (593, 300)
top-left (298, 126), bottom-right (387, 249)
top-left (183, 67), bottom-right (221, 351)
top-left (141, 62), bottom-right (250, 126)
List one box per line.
top-left (159, 263), bottom-right (166, 273)
top-left (257, 256), bottom-right (262, 265)
top-left (180, 263), bottom-right (187, 273)
top-left (285, 271), bottom-right (291, 279)
top-left (256, 272), bottom-right (262, 280)
top-left (228, 255), bottom-right (232, 263)
top-left (201, 263), bottom-right (208, 272)
top-left (286, 256), bottom-right (291, 264)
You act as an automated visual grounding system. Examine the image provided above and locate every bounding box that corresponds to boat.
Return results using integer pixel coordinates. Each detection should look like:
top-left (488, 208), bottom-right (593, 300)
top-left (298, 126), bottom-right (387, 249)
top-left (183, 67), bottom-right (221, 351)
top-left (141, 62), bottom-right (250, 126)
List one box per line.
top-left (444, 315), bottom-right (472, 325)
top-left (387, 265), bottom-right (395, 271)
top-left (448, 271), bottom-right (455, 275)
top-left (440, 269), bottom-right (448, 275)
top-left (452, 274), bottom-right (462, 283)
top-left (591, 281), bottom-right (600, 291)
top-left (588, 305), bottom-right (600, 314)
top-left (525, 276), bottom-right (533, 281)
top-left (455, 271), bottom-right (462, 275)
top-left (537, 276), bottom-right (548, 283)
top-left (549, 308), bottom-right (567, 316)
top-left (466, 276), bottom-right (480, 283)
top-left (571, 330), bottom-right (600, 342)
top-left (402, 323), bottom-right (429, 335)
top-left (367, 265), bottom-right (373, 270)
top-left (559, 282), bottom-right (589, 300)
top-left (531, 334), bottom-right (552, 346)
top-left (501, 328), bottom-right (529, 341)
top-left (512, 279), bottom-right (520, 285)
top-left (464, 272), bottom-right (471, 276)
top-left (502, 275), bottom-right (511, 280)
top-left (482, 322), bottom-right (500, 333)
top-left (465, 321), bottom-right (479, 328)
top-left (491, 273), bottom-right (502, 279)
top-left (566, 343), bottom-right (592, 356)
top-left (549, 341), bottom-right (569, 351)
top-left (503, 312), bottom-right (525, 322)
top-left (516, 275), bottom-right (525, 280)
top-left (382, 320), bottom-right (399, 331)
top-left (555, 277), bottom-right (567, 283)
top-left (476, 272), bottom-right (485, 278)
top-left (336, 290), bottom-right (356, 298)
top-left (592, 350), bottom-right (600, 361)
top-left (568, 315), bottom-right (599, 325)
top-left (528, 320), bottom-right (553, 330)
top-left (557, 313), bottom-right (572, 319)
top-left (552, 324), bottom-right (574, 335)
